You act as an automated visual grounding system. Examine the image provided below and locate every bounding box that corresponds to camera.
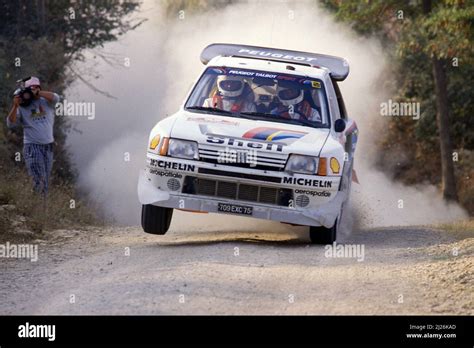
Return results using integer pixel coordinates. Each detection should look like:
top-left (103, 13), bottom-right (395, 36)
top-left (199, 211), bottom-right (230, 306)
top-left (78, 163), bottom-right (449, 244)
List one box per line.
top-left (13, 76), bottom-right (38, 107)
top-left (13, 86), bottom-right (34, 107)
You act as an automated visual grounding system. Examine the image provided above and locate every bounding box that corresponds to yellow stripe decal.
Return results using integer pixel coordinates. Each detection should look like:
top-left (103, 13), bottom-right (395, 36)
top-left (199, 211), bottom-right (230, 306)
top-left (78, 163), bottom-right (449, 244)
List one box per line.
top-left (267, 131), bottom-right (284, 141)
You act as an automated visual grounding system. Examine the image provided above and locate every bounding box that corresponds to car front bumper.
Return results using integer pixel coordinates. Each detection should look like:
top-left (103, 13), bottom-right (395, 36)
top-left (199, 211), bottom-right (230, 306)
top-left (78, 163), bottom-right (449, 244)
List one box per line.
top-left (137, 155), bottom-right (346, 228)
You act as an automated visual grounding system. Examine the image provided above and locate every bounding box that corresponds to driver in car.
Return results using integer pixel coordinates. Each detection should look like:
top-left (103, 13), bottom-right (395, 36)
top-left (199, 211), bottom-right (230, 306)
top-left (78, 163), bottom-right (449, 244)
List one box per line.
top-left (271, 81), bottom-right (321, 122)
top-left (203, 75), bottom-right (256, 113)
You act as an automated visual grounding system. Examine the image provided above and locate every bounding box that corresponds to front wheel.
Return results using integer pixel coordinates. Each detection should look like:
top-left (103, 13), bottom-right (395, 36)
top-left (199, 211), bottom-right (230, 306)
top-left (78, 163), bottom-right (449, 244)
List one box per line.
top-left (309, 220), bottom-right (337, 244)
top-left (141, 204), bottom-right (173, 235)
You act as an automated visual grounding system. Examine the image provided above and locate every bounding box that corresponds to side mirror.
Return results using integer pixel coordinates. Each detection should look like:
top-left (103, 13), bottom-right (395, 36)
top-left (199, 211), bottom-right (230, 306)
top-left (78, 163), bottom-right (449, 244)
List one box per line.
top-left (334, 119), bottom-right (346, 133)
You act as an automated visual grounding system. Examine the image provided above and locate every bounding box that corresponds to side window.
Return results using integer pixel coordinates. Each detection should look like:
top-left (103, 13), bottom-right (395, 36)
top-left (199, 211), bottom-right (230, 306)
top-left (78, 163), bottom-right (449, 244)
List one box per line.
top-left (332, 80), bottom-right (347, 120)
top-left (332, 80), bottom-right (353, 153)
top-left (310, 88), bottom-right (329, 126)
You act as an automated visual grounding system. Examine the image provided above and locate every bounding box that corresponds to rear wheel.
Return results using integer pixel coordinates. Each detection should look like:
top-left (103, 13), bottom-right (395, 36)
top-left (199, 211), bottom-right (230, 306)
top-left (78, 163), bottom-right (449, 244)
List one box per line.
top-left (309, 220), bottom-right (337, 244)
top-left (141, 204), bottom-right (173, 235)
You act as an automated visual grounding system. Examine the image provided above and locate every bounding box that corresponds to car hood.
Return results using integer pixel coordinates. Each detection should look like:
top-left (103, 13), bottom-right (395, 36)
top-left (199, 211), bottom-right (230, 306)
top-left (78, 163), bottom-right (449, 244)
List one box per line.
top-left (169, 110), bottom-right (330, 156)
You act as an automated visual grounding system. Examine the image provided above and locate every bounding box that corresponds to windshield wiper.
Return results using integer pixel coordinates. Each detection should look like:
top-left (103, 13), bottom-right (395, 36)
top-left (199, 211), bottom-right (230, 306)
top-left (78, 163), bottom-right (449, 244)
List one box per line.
top-left (186, 106), bottom-right (234, 115)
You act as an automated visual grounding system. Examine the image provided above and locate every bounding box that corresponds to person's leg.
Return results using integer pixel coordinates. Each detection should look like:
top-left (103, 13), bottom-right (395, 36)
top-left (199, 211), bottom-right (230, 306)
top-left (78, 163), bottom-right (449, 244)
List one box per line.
top-left (23, 144), bottom-right (45, 193)
top-left (43, 143), bottom-right (54, 195)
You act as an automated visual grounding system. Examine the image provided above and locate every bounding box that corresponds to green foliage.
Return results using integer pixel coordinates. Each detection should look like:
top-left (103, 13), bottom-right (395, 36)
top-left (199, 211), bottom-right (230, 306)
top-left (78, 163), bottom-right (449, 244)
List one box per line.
top-left (0, 1), bottom-right (142, 178)
top-left (0, 0), bottom-right (142, 231)
top-left (162, 0), bottom-right (235, 15)
top-left (398, 3), bottom-right (474, 60)
top-left (323, 0), bottom-right (474, 212)
top-left (0, 1), bottom-right (143, 58)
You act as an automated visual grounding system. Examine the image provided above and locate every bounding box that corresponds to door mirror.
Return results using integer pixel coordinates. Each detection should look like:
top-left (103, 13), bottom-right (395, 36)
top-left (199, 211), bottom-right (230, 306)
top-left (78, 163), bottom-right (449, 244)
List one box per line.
top-left (334, 119), bottom-right (346, 133)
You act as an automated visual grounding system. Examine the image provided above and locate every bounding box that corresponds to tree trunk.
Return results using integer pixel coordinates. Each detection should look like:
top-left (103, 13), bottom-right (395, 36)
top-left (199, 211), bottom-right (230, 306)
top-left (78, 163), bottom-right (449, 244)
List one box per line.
top-left (423, 0), bottom-right (458, 201)
top-left (432, 58), bottom-right (458, 201)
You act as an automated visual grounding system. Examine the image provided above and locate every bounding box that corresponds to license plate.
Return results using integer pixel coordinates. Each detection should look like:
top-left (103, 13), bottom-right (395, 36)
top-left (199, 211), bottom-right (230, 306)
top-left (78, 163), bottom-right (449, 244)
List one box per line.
top-left (218, 203), bottom-right (253, 216)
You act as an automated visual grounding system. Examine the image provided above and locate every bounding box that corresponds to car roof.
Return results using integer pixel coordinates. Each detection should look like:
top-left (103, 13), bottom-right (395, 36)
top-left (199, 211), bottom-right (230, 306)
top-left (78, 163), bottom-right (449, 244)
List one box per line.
top-left (207, 56), bottom-right (329, 80)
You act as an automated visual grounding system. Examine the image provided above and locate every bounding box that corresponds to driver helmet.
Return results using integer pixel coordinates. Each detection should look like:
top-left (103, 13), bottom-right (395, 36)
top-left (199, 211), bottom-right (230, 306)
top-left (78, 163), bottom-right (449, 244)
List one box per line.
top-left (217, 75), bottom-right (244, 98)
top-left (277, 81), bottom-right (304, 106)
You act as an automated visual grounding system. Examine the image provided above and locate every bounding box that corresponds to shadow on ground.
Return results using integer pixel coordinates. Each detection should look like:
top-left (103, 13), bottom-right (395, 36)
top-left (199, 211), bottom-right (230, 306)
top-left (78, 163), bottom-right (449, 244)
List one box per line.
top-left (152, 226), bottom-right (458, 250)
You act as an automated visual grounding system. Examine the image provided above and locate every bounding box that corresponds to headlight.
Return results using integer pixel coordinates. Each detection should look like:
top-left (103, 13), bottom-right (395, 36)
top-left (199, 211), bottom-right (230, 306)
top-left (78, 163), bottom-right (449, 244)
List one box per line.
top-left (167, 139), bottom-right (199, 160)
top-left (285, 154), bottom-right (318, 174)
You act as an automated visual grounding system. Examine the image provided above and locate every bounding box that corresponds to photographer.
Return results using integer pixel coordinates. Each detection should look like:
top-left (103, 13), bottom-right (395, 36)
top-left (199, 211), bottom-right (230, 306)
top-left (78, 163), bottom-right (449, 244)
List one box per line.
top-left (6, 76), bottom-right (60, 195)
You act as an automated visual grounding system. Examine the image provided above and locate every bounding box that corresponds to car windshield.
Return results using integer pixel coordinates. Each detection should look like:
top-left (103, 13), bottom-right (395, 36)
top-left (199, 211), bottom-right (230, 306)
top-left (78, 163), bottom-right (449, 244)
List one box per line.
top-left (185, 67), bottom-right (330, 128)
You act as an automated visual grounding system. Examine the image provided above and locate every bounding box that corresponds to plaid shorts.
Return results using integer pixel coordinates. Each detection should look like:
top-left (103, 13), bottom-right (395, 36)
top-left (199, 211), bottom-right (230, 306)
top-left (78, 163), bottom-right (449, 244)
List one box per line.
top-left (23, 143), bottom-right (54, 195)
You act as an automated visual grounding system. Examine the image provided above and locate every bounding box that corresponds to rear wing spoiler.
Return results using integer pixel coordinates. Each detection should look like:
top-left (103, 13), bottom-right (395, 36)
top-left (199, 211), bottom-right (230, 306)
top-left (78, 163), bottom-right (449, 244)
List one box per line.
top-left (200, 43), bottom-right (349, 81)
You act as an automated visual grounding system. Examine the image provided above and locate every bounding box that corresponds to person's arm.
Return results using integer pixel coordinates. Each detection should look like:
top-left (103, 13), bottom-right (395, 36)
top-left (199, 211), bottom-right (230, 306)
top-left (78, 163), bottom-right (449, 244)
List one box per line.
top-left (38, 90), bottom-right (59, 104)
top-left (7, 96), bottom-right (21, 125)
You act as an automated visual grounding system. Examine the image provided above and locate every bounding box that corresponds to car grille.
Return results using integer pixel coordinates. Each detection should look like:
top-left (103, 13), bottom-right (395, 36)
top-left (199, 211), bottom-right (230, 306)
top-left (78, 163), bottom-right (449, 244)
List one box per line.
top-left (182, 176), bottom-right (293, 207)
top-left (198, 168), bottom-right (282, 183)
top-left (198, 144), bottom-right (288, 171)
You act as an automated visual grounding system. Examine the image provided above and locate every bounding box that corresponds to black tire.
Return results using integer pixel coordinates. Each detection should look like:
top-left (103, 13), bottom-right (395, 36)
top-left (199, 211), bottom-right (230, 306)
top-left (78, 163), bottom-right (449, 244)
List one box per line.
top-left (141, 204), bottom-right (173, 235)
top-left (309, 220), bottom-right (337, 244)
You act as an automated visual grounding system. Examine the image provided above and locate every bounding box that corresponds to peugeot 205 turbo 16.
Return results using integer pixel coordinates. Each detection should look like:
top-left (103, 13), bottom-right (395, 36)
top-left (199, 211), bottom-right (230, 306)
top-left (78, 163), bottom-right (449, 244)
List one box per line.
top-left (138, 43), bottom-right (358, 244)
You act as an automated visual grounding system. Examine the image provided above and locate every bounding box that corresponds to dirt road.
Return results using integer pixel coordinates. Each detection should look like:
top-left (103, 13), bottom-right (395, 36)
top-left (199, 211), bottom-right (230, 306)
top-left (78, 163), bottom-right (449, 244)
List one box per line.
top-left (1, 212), bottom-right (472, 315)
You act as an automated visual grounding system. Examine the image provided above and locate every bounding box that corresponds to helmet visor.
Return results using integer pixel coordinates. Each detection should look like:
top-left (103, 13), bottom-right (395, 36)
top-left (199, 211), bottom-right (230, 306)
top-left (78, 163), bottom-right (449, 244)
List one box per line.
top-left (278, 87), bottom-right (300, 101)
top-left (219, 79), bottom-right (243, 92)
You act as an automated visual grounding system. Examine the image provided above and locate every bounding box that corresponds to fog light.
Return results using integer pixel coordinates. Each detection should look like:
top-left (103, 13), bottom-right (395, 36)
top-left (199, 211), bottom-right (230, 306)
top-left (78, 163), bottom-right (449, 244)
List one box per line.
top-left (167, 178), bottom-right (181, 191)
top-left (295, 195), bottom-right (310, 207)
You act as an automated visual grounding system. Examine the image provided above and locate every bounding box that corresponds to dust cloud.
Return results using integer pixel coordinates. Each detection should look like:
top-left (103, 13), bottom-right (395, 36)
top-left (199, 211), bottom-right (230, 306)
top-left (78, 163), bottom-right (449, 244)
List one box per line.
top-left (66, 0), bottom-right (467, 231)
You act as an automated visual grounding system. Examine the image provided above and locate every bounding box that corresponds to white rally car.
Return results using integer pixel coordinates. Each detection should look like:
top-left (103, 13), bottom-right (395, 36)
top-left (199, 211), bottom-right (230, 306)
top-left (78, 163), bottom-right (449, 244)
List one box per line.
top-left (138, 44), bottom-right (358, 244)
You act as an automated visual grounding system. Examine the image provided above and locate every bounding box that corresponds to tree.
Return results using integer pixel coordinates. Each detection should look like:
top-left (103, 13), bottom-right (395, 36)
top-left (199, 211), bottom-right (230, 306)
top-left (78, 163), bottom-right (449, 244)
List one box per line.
top-left (0, 0), bottom-right (144, 182)
top-left (324, 0), bottom-right (474, 202)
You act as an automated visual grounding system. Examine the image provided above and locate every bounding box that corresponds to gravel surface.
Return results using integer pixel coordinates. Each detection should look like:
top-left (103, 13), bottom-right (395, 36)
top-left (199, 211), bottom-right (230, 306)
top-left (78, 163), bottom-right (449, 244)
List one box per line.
top-left (1, 211), bottom-right (472, 315)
